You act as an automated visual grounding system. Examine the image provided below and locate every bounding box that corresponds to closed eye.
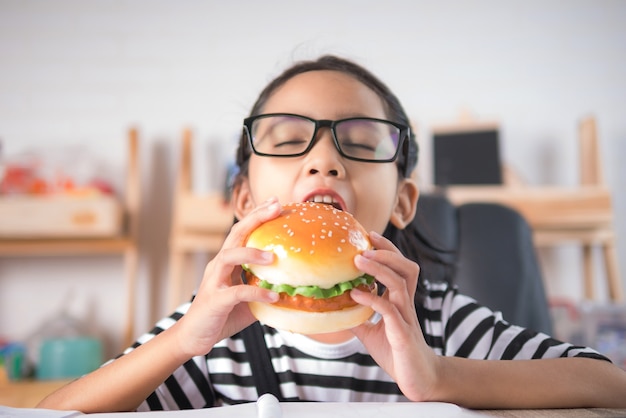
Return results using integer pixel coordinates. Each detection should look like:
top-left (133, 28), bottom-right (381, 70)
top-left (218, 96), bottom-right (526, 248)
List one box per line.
top-left (274, 138), bottom-right (308, 148)
top-left (342, 141), bottom-right (377, 152)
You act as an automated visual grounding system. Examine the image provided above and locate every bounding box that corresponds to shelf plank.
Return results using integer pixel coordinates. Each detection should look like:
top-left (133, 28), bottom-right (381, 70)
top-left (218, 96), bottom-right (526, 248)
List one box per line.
top-left (0, 237), bottom-right (133, 256)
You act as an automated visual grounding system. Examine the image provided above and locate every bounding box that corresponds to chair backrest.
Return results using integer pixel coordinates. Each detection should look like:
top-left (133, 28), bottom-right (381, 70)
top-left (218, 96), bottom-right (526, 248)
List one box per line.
top-left (167, 129), bottom-right (233, 309)
top-left (415, 193), bottom-right (553, 335)
top-left (579, 115), bottom-right (604, 186)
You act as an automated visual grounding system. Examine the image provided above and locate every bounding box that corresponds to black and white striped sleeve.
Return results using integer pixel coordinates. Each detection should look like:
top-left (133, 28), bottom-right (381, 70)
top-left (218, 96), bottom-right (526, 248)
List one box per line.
top-left (113, 302), bottom-right (217, 411)
top-left (420, 281), bottom-right (610, 362)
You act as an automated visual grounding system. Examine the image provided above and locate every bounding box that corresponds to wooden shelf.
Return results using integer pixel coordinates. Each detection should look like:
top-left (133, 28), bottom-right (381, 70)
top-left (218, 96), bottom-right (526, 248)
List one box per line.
top-left (444, 185), bottom-right (614, 230)
top-left (0, 237), bottom-right (134, 255)
top-left (0, 128), bottom-right (141, 348)
top-left (443, 186), bottom-right (621, 302)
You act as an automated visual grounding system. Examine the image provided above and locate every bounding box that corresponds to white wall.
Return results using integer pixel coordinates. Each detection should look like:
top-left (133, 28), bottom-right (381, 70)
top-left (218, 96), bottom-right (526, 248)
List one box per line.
top-left (1, 0), bottom-right (625, 358)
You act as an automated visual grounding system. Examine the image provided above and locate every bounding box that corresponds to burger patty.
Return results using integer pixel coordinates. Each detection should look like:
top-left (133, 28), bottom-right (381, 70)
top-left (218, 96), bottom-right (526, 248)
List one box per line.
top-left (246, 273), bottom-right (375, 313)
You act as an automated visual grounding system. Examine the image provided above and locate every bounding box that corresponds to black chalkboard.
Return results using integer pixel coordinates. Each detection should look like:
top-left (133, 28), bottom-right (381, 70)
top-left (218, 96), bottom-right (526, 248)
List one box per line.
top-left (433, 129), bottom-right (502, 186)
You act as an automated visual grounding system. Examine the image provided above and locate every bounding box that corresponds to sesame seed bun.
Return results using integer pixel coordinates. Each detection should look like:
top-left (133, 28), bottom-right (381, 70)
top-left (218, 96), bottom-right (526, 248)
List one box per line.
top-left (244, 202), bottom-right (372, 288)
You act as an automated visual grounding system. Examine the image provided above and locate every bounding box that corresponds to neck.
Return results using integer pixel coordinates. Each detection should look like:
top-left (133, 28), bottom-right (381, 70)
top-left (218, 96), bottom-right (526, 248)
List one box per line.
top-left (306, 329), bottom-right (354, 344)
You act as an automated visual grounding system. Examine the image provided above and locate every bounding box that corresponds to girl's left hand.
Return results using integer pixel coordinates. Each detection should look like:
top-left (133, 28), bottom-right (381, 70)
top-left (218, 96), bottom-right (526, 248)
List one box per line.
top-left (350, 231), bottom-right (440, 402)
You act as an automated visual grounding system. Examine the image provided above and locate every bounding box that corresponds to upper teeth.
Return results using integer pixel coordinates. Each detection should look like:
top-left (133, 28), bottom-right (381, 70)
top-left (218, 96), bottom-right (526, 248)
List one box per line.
top-left (310, 195), bottom-right (336, 204)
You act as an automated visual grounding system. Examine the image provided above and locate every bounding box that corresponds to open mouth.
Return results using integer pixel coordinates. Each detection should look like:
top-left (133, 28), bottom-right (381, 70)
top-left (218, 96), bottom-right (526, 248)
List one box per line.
top-left (306, 195), bottom-right (344, 211)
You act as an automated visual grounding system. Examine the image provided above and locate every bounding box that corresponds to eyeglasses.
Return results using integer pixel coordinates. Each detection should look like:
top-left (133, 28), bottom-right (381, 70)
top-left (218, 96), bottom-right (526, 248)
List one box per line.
top-left (243, 113), bottom-right (409, 164)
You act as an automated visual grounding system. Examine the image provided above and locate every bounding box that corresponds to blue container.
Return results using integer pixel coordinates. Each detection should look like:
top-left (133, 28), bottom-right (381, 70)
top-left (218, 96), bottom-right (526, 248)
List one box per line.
top-left (1, 342), bottom-right (26, 380)
top-left (37, 337), bottom-right (102, 380)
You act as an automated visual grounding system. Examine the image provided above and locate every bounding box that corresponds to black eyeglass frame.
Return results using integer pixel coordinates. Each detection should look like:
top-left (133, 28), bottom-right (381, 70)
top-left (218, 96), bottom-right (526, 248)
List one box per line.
top-left (243, 113), bottom-right (410, 168)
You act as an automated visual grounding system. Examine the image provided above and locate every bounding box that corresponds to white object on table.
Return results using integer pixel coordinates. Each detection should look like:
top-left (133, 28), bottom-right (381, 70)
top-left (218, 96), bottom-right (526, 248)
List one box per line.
top-left (0, 401), bottom-right (486, 417)
top-left (256, 394), bottom-right (282, 418)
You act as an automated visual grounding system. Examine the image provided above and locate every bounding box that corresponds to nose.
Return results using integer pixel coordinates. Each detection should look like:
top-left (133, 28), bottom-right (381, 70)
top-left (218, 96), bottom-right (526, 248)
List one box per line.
top-left (302, 129), bottom-right (345, 177)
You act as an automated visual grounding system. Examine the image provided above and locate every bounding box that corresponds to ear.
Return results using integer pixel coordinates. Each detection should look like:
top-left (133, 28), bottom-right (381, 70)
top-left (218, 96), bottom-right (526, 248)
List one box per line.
top-left (390, 177), bottom-right (419, 230)
top-left (232, 178), bottom-right (255, 220)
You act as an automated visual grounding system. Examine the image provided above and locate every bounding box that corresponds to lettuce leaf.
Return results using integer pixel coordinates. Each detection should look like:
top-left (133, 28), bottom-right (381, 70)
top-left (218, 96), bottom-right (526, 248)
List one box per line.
top-left (255, 275), bottom-right (374, 299)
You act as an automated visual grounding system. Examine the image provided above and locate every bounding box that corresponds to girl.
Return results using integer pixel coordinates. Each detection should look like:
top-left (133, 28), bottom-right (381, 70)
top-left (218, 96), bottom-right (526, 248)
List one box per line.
top-left (38, 55), bottom-right (626, 412)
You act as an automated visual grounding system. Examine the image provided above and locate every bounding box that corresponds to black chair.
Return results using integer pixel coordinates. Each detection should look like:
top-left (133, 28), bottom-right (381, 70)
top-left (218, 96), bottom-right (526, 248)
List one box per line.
top-left (414, 193), bottom-right (553, 335)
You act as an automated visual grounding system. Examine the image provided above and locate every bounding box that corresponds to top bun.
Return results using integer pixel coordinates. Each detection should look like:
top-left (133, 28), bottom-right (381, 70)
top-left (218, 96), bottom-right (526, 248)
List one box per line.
top-left (244, 202), bottom-right (372, 288)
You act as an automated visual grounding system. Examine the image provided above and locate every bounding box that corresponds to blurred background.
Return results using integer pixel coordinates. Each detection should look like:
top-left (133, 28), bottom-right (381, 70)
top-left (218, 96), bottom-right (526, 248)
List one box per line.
top-left (0, 0), bottom-right (625, 363)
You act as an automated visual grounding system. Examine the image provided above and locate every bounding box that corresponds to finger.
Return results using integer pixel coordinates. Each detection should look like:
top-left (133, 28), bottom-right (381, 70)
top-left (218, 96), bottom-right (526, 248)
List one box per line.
top-left (356, 250), bottom-right (419, 297)
top-left (201, 197), bottom-right (281, 286)
top-left (354, 249), bottom-right (420, 323)
top-left (355, 253), bottom-right (411, 310)
top-left (198, 280), bottom-right (279, 317)
top-left (221, 196), bottom-right (282, 249)
top-left (367, 232), bottom-right (419, 287)
top-left (368, 231), bottom-right (402, 254)
top-left (214, 246), bottom-right (275, 281)
top-left (189, 284), bottom-right (279, 342)
top-left (350, 287), bottom-right (413, 332)
top-left (228, 283), bottom-right (279, 305)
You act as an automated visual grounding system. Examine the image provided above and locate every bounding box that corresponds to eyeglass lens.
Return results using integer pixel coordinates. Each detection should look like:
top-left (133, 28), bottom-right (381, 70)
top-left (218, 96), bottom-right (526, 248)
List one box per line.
top-left (250, 115), bottom-right (401, 161)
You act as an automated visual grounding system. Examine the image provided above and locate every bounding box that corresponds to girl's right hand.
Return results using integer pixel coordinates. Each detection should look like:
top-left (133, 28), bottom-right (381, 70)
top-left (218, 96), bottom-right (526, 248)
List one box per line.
top-left (171, 197), bottom-right (282, 358)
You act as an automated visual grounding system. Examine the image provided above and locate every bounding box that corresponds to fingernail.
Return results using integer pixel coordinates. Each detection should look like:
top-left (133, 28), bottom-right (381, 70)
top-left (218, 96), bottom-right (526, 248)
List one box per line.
top-left (266, 197), bottom-right (280, 211)
top-left (360, 250), bottom-right (375, 258)
top-left (261, 251), bottom-right (275, 262)
top-left (354, 254), bottom-right (371, 268)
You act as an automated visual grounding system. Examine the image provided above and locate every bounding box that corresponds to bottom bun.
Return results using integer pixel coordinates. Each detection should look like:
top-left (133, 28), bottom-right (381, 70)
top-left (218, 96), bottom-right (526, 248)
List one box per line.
top-left (248, 301), bottom-right (375, 334)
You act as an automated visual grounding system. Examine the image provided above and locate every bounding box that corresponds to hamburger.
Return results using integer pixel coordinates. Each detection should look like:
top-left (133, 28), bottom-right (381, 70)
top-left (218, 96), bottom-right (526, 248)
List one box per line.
top-left (243, 202), bottom-right (376, 334)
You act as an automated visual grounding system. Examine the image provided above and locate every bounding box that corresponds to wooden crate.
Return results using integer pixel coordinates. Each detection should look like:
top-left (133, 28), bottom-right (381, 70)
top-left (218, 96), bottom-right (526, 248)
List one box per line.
top-left (0, 194), bottom-right (123, 238)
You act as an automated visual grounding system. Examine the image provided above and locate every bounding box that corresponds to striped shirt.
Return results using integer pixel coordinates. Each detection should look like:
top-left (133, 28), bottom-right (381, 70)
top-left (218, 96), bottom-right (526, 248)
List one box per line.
top-left (121, 281), bottom-right (607, 411)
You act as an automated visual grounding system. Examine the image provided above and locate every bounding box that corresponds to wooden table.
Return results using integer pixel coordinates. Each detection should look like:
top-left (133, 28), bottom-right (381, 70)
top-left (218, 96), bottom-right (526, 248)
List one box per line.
top-left (0, 378), bottom-right (72, 408)
top-left (1, 388), bottom-right (625, 417)
top-left (481, 409), bottom-right (626, 417)
top-left (443, 185), bottom-right (622, 302)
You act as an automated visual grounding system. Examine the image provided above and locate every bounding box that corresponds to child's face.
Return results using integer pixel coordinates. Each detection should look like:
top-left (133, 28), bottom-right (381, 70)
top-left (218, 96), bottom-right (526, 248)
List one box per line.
top-left (234, 70), bottom-right (417, 234)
